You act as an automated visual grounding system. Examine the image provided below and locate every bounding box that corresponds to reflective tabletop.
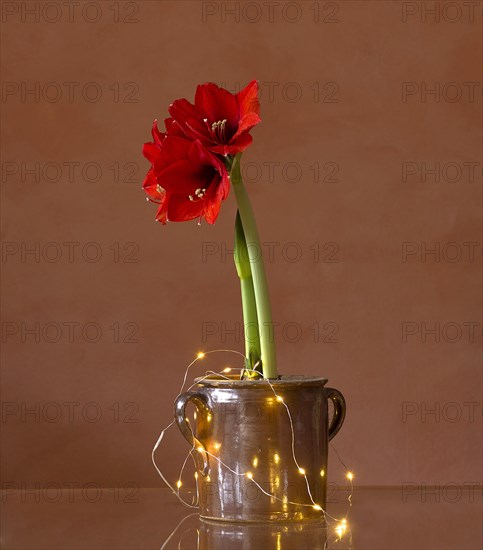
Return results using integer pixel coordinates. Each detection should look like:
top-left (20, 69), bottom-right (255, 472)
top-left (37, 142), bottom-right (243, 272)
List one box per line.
top-left (1, 486), bottom-right (481, 549)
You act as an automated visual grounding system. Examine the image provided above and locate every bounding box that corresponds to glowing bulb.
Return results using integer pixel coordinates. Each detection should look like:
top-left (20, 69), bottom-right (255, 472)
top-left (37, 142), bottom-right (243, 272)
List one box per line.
top-left (335, 518), bottom-right (348, 539)
top-left (298, 468), bottom-right (306, 475)
top-left (246, 472), bottom-right (253, 480)
top-left (276, 395), bottom-right (283, 402)
top-left (206, 414), bottom-right (212, 422)
top-left (312, 504), bottom-right (322, 511)
top-left (274, 453), bottom-right (280, 464)
top-left (223, 367), bottom-right (232, 373)
top-left (197, 352), bottom-right (205, 359)
top-left (346, 471), bottom-right (354, 481)
top-left (197, 446), bottom-right (204, 453)
top-left (213, 442), bottom-right (221, 450)
top-left (252, 457), bottom-right (259, 468)
top-left (320, 469), bottom-right (325, 477)
top-left (176, 480), bottom-right (182, 489)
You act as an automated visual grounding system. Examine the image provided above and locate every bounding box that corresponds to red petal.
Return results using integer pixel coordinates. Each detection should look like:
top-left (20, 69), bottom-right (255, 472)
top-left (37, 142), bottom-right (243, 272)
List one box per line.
top-left (236, 80), bottom-right (261, 118)
top-left (158, 159), bottom-right (212, 194)
top-left (155, 194), bottom-right (169, 224)
top-left (195, 83), bottom-right (238, 130)
top-left (142, 142), bottom-right (161, 164)
top-left (169, 98), bottom-right (198, 125)
top-left (151, 120), bottom-right (165, 145)
top-left (211, 133), bottom-right (253, 155)
top-left (142, 167), bottom-right (159, 198)
top-left (166, 194), bottom-right (205, 222)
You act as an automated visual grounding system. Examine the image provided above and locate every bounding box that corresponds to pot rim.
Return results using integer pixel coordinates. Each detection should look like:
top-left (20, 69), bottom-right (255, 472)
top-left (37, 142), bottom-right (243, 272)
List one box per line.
top-left (194, 374), bottom-right (329, 388)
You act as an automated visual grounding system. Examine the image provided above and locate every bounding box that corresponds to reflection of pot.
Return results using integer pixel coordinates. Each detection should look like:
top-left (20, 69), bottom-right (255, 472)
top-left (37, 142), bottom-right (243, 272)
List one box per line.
top-left (199, 517), bottom-right (327, 550)
top-left (175, 375), bottom-right (346, 522)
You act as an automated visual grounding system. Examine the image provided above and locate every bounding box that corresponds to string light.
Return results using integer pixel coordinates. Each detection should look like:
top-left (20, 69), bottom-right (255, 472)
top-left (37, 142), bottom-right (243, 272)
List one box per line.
top-left (335, 518), bottom-right (348, 539)
top-left (151, 348), bottom-right (354, 530)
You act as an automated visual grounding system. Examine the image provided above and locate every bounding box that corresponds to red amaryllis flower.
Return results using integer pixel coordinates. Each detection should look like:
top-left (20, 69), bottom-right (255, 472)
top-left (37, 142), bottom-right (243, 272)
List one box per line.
top-left (142, 122), bottom-right (229, 224)
top-left (167, 80), bottom-right (261, 156)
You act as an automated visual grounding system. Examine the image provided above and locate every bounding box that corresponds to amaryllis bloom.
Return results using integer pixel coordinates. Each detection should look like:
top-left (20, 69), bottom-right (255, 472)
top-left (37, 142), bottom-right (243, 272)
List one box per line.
top-left (166, 80), bottom-right (261, 156)
top-left (142, 122), bottom-right (229, 224)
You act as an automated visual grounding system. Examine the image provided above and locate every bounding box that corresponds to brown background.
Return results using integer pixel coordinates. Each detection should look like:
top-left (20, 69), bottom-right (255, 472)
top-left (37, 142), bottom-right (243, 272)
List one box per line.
top-left (1, 0), bottom-right (481, 498)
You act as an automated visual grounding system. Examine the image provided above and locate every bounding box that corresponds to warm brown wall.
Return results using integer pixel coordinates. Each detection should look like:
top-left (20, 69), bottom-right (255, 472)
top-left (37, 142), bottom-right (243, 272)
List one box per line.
top-left (1, 0), bottom-right (481, 492)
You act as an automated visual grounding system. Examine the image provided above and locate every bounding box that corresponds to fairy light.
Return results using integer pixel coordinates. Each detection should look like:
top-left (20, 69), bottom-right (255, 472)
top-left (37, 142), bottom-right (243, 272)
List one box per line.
top-left (335, 518), bottom-right (348, 539)
top-left (151, 347), bottom-right (354, 527)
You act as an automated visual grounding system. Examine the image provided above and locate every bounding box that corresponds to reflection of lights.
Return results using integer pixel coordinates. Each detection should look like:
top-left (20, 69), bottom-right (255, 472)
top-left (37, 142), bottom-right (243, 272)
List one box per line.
top-left (298, 467), bottom-right (306, 475)
top-left (346, 471), bottom-right (354, 481)
top-left (176, 480), bottom-right (182, 489)
top-left (197, 352), bottom-right (205, 359)
top-left (194, 472), bottom-right (198, 480)
top-left (213, 442), bottom-right (221, 450)
top-left (274, 453), bottom-right (280, 464)
top-left (252, 456), bottom-right (259, 468)
top-left (206, 475), bottom-right (211, 482)
top-left (246, 472), bottom-right (254, 480)
top-left (312, 504), bottom-right (322, 511)
top-left (223, 367), bottom-right (232, 373)
top-left (193, 412), bottom-right (197, 420)
top-left (320, 469), bottom-right (325, 477)
top-left (276, 395), bottom-right (283, 402)
top-left (282, 496), bottom-right (288, 504)
top-left (206, 413), bottom-right (212, 422)
top-left (197, 446), bottom-right (204, 453)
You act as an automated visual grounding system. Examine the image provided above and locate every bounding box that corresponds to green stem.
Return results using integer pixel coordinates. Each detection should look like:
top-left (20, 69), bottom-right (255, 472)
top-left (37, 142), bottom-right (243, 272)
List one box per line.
top-left (230, 154), bottom-right (278, 379)
top-left (234, 211), bottom-right (261, 371)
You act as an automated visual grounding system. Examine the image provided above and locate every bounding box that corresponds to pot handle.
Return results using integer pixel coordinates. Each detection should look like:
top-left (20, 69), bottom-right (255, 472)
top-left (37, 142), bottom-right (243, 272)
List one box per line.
top-left (174, 390), bottom-right (212, 476)
top-left (326, 387), bottom-right (346, 441)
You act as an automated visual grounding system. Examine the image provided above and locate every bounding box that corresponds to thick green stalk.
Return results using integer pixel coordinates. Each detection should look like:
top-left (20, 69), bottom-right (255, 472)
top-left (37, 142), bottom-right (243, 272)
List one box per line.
top-left (230, 154), bottom-right (278, 379)
top-left (234, 212), bottom-right (261, 371)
